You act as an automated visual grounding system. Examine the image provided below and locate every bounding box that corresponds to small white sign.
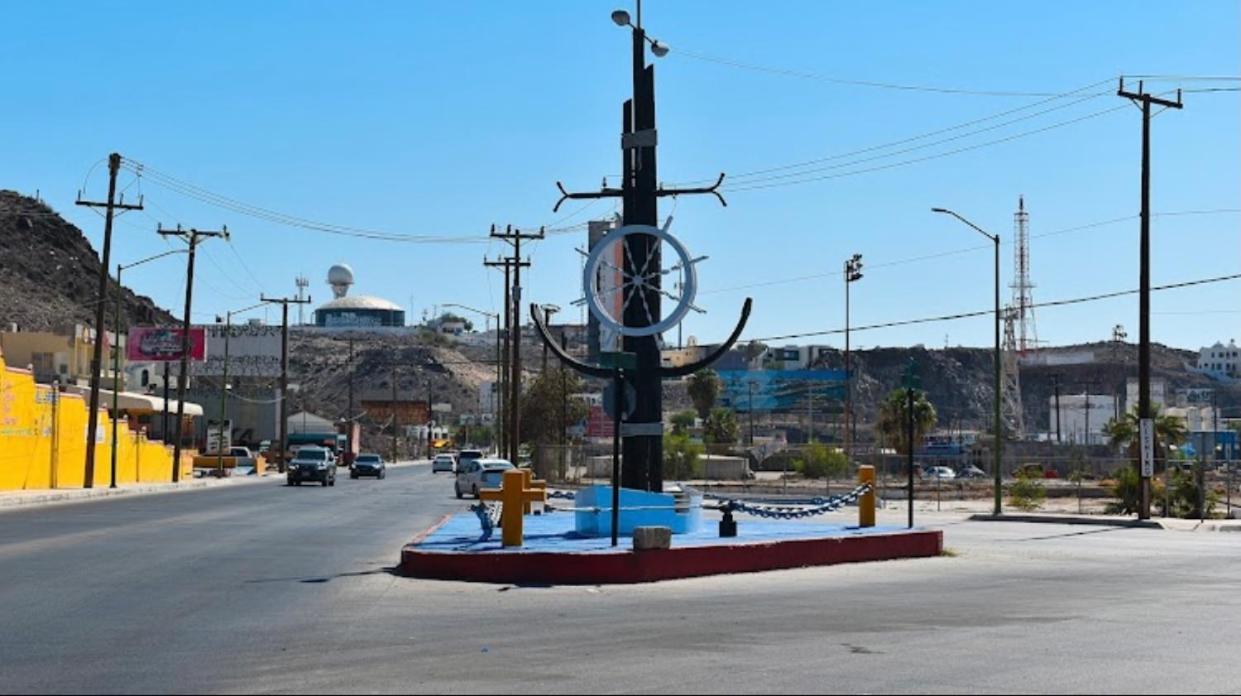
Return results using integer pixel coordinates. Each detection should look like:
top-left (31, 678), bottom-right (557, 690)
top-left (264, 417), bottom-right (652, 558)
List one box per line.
top-left (1139, 418), bottom-right (1155, 477)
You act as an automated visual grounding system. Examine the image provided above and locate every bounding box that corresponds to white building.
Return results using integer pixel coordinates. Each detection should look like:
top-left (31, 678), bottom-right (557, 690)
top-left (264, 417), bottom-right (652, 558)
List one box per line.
top-left (1197, 340), bottom-right (1239, 379)
top-left (1050, 394), bottom-right (1118, 446)
top-left (1125, 377), bottom-right (1167, 413)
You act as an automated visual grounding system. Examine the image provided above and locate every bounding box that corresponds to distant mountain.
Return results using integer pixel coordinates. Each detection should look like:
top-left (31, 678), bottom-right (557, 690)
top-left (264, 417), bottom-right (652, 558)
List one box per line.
top-left (0, 190), bottom-right (174, 332)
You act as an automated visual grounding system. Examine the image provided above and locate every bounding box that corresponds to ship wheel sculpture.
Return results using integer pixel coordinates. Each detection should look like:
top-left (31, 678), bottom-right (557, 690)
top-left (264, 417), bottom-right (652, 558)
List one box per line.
top-left (532, 218), bottom-right (751, 380)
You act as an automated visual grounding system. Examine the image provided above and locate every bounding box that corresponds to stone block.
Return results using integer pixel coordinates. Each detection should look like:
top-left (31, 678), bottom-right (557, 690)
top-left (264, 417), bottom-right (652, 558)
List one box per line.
top-left (632, 526), bottom-right (672, 551)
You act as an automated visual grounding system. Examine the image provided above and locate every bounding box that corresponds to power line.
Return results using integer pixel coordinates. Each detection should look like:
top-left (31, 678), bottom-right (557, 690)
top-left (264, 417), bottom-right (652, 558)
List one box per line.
top-left (727, 102), bottom-right (1133, 192)
top-left (746, 273), bottom-right (1241, 343)
top-left (672, 46), bottom-right (1087, 97)
top-left (699, 208), bottom-right (1239, 296)
top-left (672, 79), bottom-right (1116, 186)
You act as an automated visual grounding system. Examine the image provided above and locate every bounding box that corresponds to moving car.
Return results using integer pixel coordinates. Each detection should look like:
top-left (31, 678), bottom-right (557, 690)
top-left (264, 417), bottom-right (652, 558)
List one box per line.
top-left (432, 453), bottom-right (457, 474)
top-left (454, 458), bottom-right (514, 499)
top-left (457, 449), bottom-right (484, 471)
top-left (351, 453), bottom-right (386, 479)
top-left (287, 446), bottom-right (337, 487)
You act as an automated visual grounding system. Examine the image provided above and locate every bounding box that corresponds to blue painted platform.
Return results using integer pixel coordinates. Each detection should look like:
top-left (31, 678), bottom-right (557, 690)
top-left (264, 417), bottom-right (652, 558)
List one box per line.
top-left (413, 509), bottom-right (911, 555)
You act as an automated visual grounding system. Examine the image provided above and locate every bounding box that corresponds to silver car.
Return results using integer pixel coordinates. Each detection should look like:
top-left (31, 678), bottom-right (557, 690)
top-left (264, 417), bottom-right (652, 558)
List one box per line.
top-left (432, 453), bottom-right (457, 474)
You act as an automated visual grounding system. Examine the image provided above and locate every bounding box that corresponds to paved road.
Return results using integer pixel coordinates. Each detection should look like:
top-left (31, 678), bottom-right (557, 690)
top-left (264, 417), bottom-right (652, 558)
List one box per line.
top-left (2, 467), bottom-right (1240, 694)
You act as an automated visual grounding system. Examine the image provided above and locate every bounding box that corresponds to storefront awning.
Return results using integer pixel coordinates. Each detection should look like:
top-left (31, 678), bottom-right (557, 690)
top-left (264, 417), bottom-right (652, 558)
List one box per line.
top-left (63, 386), bottom-right (204, 417)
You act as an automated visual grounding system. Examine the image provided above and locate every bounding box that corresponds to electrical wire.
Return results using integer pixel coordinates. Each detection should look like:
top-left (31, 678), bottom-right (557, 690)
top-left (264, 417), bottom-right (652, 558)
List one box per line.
top-left (746, 273), bottom-right (1241, 343)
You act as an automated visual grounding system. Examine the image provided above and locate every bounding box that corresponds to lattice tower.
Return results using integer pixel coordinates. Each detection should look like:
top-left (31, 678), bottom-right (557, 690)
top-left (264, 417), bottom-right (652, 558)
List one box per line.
top-left (1010, 196), bottom-right (1038, 354)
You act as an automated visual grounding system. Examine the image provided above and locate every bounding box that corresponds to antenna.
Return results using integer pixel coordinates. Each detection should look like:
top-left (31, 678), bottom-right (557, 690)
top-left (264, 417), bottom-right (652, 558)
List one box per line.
top-left (295, 274), bottom-right (310, 325)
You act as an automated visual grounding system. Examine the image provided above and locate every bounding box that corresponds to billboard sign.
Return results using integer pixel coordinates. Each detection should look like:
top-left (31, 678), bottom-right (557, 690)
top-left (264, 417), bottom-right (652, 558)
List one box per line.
top-left (717, 369), bottom-right (846, 413)
top-left (127, 327), bottom-right (207, 362)
top-left (191, 324), bottom-right (282, 378)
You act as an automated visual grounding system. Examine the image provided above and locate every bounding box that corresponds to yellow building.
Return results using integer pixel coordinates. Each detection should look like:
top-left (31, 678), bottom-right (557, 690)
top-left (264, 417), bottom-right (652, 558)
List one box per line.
top-left (0, 350), bottom-right (185, 491)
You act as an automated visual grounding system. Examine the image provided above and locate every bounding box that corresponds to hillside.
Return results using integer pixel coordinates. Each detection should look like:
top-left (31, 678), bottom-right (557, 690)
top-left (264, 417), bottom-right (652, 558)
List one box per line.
top-left (0, 190), bottom-right (174, 331)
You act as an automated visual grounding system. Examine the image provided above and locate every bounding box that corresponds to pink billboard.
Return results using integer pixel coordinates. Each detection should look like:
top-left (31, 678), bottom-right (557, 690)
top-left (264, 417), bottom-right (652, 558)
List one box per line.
top-left (126, 327), bottom-right (207, 362)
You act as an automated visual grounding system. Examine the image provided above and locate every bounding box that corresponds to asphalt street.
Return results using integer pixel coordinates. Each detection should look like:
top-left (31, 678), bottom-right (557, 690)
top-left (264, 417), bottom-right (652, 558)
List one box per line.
top-left (2, 464), bottom-right (1239, 694)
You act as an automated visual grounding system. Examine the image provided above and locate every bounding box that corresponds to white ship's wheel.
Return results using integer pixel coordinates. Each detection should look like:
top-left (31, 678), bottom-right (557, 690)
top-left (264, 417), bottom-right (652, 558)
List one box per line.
top-left (578, 220), bottom-right (705, 338)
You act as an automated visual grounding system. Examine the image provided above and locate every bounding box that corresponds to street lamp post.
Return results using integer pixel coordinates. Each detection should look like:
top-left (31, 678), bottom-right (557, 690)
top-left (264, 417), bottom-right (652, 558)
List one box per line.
top-left (112, 249), bottom-right (187, 488)
top-left (932, 207), bottom-right (1002, 516)
top-left (844, 254), bottom-right (863, 469)
top-left (444, 303), bottom-right (502, 454)
top-left (214, 301), bottom-right (269, 476)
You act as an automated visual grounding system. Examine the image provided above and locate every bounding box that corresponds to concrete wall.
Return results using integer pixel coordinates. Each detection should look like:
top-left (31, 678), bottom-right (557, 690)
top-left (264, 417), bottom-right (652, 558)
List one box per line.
top-left (0, 355), bottom-right (184, 490)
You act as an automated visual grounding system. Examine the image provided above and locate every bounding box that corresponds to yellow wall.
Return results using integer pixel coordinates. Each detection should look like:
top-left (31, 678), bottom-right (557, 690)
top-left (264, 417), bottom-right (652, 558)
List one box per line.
top-left (0, 356), bottom-right (186, 490)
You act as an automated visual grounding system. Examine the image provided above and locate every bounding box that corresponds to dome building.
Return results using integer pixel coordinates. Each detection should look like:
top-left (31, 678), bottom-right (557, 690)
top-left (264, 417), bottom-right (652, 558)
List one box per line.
top-left (314, 264), bottom-right (406, 328)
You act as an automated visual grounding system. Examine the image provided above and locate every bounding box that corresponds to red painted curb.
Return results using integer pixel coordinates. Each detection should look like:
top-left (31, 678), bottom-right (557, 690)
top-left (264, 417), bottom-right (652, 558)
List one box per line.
top-left (400, 529), bottom-right (943, 585)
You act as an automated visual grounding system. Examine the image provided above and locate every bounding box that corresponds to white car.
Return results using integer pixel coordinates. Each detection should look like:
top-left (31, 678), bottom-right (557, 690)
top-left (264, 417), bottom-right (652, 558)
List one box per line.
top-left (432, 453), bottom-right (457, 474)
top-left (921, 465), bottom-right (957, 482)
top-left (454, 458), bottom-right (514, 499)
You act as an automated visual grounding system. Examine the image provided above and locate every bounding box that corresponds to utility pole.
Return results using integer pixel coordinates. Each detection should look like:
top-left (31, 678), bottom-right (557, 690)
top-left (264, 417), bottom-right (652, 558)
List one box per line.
top-left (485, 257), bottom-right (522, 458)
top-left (76, 153), bottom-right (143, 488)
top-left (391, 363), bottom-right (399, 463)
top-left (1118, 78), bottom-right (1183, 520)
top-left (158, 225), bottom-right (229, 482)
top-left (347, 338), bottom-right (355, 464)
top-left (426, 375), bottom-right (434, 459)
top-left (487, 224), bottom-right (543, 465)
top-left (260, 294), bottom-right (311, 472)
top-left (1052, 374), bottom-right (1062, 444)
top-left (844, 254), bottom-right (863, 467)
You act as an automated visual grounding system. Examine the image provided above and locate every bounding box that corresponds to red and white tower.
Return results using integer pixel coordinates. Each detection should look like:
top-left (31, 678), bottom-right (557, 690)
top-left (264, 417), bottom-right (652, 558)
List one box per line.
top-left (1010, 196), bottom-right (1038, 354)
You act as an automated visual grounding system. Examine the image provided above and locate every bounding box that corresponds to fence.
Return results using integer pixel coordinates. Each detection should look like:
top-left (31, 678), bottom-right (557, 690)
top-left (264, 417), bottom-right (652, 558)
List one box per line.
top-left (526, 440), bottom-right (1241, 517)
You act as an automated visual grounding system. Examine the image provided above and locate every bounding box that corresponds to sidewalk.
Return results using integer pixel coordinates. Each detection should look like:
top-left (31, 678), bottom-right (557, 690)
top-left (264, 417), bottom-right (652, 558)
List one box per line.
top-left (0, 474), bottom-right (278, 512)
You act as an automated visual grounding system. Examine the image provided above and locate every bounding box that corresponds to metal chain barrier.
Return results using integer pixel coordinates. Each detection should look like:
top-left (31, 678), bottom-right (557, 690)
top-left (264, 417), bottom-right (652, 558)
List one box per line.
top-left (712, 483), bottom-right (872, 520)
top-left (547, 489), bottom-right (577, 500)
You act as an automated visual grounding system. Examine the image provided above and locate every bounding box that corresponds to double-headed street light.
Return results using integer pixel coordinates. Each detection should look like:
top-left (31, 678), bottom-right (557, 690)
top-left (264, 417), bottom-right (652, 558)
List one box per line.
top-left (111, 249), bottom-right (187, 488)
top-left (213, 300), bottom-right (271, 476)
top-left (443, 303), bottom-right (503, 453)
top-left (932, 207), bottom-right (1002, 516)
top-left (844, 254), bottom-right (863, 469)
top-left (611, 6), bottom-right (670, 56)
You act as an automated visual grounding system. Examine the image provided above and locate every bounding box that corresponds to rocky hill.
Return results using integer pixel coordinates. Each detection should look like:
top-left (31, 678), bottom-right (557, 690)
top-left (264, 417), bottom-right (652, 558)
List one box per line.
top-left (0, 190), bottom-right (174, 331)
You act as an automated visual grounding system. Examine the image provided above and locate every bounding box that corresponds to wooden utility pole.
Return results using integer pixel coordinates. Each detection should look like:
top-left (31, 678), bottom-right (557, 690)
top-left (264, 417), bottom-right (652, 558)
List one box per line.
top-left (485, 230), bottom-right (539, 464)
top-left (1117, 78), bottom-right (1183, 519)
top-left (76, 153), bottom-right (143, 488)
top-left (260, 294), bottom-right (311, 472)
top-left (157, 225), bottom-right (229, 482)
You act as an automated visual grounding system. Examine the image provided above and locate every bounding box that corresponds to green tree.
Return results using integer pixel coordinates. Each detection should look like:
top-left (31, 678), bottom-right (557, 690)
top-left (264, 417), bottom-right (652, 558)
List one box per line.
top-left (794, 441), bottom-right (848, 479)
top-left (663, 432), bottom-right (704, 480)
top-left (1009, 468), bottom-right (1047, 511)
top-left (687, 369), bottom-right (721, 419)
top-left (670, 409), bottom-right (697, 436)
top-left (1103, 404), bottom-right (1188, 453)
top-left (876, 388), bottom-right (937, 455)
top-left (518, 369), bottom-right (587, 446)
top-left (703, 407), bottom-right (739, 445)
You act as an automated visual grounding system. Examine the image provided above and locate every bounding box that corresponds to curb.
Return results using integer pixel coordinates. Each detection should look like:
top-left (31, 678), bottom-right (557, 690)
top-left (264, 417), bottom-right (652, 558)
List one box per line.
top-left (399, 528), bottom-right (943, 585)
top-left (967, 513), bottom-right (1162, 529)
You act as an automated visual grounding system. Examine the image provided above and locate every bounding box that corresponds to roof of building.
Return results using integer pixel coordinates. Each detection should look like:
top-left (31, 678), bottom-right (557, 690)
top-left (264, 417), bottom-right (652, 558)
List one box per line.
top-left (315, 295), bottom-right (403, 313)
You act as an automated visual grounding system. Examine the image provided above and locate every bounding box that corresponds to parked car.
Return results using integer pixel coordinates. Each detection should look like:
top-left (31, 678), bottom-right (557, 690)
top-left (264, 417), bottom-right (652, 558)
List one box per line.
top-left (351, 453), bottom-right (386, 479)
top-left (432, 453), bottom-right (457, 474)
top-left (287, 446), bottom-right (337, 487)
top-left (454, 458), bottom-right (514, 499)
top-left (1014, 463), bottom-right (1058, 479)
top-left (920, 465), bottom-right (957, 482)
top-left (957, 465), bottom-right (989, 480)
top-left (457, 449), bottom-right (484, 471)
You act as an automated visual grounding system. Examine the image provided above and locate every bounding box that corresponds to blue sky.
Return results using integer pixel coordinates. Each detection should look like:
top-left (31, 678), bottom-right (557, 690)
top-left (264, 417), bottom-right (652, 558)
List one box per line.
top-left (1, 0), bottom-right (1237, 351)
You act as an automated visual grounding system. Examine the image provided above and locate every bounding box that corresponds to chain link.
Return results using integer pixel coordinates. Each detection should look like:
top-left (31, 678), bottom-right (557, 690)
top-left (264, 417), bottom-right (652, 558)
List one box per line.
top-left (718, 483), bottom-right (872, 520)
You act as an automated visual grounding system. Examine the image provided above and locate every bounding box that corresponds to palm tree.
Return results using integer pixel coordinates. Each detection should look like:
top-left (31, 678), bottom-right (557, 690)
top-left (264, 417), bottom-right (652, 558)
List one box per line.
top-left (1103, 404), bottom-right (1188, 454)
top-left (877, 388), bottom-right (937, 455)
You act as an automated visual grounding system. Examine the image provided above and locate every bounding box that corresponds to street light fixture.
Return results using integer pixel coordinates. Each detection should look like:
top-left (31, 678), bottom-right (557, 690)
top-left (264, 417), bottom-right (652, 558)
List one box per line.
top-left (932, 207), bottom-right (1002, 517)
top-left (610, 4), bottom-right (670, 57)
top-left (611, 9), bottom-right (631, 26)
top-left (110, 248), bottom-right (188, 489)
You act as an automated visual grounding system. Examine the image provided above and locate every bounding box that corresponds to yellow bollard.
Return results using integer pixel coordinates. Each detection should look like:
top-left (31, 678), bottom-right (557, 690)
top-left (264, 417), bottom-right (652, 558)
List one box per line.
top-left (858, 465), bottom-right (876, 528)
top-left (480, 469), bottom-right (548, 547)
